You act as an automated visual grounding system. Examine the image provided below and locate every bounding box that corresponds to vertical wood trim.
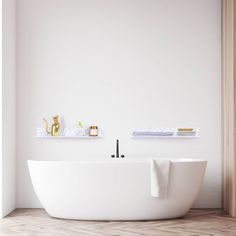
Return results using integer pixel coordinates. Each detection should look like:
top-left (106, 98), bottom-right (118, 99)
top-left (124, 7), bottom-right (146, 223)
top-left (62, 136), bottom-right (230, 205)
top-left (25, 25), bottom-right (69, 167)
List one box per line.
top-left (222, 0), bottom-right (236, 217)
top-left (233, 0), bottom-right (236, 216)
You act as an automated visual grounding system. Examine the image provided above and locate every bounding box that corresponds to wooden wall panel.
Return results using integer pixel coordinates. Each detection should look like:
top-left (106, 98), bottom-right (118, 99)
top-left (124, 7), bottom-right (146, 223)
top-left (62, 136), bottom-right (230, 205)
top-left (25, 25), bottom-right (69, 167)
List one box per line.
top-left (222, 0), bottom-right (236, 217)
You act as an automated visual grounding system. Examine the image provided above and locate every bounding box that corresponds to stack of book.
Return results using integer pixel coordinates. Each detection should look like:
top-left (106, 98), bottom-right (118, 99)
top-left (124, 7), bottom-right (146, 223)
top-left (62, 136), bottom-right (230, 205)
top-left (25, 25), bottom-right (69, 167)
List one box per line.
top-left (176, 128), bottom-right (196, 136)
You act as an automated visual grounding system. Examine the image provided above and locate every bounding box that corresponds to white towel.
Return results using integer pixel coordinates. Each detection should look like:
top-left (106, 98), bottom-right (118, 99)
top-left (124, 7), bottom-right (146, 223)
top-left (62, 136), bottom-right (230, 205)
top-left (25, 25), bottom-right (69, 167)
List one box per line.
top-left (150, 159), bottom-right (171, 198)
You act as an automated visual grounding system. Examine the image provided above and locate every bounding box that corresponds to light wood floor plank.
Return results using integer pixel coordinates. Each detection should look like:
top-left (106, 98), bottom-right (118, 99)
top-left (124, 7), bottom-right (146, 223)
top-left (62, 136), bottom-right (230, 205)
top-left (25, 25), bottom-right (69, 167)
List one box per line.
top-left (0, 209), bottom-right (235, 236)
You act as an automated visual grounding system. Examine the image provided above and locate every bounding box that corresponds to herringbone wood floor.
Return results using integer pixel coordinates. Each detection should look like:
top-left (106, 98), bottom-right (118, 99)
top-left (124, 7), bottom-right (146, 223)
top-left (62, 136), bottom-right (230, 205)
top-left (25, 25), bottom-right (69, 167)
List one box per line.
top-left (0, 209), bottom-right (235, 236)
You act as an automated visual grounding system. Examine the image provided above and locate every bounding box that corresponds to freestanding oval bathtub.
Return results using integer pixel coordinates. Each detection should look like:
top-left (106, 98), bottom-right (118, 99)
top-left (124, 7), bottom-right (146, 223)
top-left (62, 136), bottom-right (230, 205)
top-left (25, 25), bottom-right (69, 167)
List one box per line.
top-left (28, 158), bottom-right (206, 220)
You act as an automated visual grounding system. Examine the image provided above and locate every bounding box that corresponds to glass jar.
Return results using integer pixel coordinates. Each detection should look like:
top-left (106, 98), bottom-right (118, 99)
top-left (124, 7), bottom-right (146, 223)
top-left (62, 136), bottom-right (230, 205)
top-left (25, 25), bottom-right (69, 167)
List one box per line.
top-left (89, 126), bottom-right (98, 136)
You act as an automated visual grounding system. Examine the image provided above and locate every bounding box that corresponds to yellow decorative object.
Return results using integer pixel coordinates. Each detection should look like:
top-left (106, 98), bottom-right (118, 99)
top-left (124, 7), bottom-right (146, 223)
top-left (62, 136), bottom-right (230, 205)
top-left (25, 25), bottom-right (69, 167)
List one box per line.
top-left (43, 115), bottom-right (60, 136)
top-left (177, 128), bottom-right (194, 132)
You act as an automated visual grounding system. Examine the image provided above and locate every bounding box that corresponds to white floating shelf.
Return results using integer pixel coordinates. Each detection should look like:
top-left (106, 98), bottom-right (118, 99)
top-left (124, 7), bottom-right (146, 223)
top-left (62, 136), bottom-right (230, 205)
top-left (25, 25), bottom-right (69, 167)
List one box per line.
top-left (131, 135), bottom-right (199, 139)
top-left (131, 127), bottom-right (199, 139)
top-left (36, 135), bottom-right (103, 139)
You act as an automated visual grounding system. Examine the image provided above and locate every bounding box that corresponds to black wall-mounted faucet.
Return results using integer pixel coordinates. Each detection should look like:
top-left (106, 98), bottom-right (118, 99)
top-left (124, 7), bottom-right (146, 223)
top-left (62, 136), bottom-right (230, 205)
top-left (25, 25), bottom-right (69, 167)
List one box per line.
top-left (111, 139), bottom-right (125, 158)
top-left (116, 139), bottom-right (119, 158)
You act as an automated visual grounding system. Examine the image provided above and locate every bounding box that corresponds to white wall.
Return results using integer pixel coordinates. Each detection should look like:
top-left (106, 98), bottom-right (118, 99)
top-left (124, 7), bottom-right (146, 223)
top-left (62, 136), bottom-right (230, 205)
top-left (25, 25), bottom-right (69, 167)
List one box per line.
top-left (16, 0), bottom-right (221, 208)
top-left (1, 0), bottom-right (16, 217)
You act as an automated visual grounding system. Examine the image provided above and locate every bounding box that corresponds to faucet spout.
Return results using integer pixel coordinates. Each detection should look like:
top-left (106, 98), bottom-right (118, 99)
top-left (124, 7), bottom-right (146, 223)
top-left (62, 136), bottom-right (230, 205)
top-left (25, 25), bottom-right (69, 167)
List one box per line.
top-left (111, 139), bottom-right (124, 158)
top-left (116, 139), bottom-right (119, 158)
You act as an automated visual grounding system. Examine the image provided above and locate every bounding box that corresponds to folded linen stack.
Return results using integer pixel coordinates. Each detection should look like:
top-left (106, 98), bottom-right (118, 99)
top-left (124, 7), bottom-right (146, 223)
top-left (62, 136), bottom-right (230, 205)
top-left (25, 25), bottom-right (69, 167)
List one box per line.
top-left (132, 128), bottom-right (174, 137)
top-left (176, 128), bottom-right (196, 136)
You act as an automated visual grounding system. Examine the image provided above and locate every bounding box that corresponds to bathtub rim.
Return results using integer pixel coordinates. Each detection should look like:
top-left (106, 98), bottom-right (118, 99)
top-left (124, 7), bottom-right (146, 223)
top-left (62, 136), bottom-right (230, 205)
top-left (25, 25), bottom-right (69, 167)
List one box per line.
top-left (27, 158), bottom-right (207, 164)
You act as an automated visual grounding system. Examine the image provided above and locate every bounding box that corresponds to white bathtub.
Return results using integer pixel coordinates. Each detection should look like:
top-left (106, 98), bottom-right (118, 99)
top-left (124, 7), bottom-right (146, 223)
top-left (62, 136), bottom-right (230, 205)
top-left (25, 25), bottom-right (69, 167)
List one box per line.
top-left (28, 158), bottom-right (206, 220)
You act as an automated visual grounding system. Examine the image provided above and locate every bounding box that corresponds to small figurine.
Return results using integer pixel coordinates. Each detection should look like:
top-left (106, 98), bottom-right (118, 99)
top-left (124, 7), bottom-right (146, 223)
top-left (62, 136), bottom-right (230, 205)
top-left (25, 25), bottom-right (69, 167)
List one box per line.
top-left (43, 115), bottom-right (60, 136)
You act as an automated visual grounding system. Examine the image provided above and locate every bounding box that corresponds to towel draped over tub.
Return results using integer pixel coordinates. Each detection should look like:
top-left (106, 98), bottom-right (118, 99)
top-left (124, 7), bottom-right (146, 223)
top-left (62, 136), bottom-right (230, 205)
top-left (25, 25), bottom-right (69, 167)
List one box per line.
top-left (150, 159), bottom-right (171, 198)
